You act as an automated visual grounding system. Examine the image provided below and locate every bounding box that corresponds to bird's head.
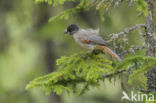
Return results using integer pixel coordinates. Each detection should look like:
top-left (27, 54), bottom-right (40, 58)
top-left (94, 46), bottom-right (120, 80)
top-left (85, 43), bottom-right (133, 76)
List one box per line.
top-left (64, 24), bottom-right (80, 35)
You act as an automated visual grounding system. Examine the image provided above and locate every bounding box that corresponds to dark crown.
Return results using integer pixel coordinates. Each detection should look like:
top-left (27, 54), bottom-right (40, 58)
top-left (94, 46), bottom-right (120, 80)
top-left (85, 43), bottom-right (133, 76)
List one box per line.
top-left (67, 24), bottom-right (79, 33)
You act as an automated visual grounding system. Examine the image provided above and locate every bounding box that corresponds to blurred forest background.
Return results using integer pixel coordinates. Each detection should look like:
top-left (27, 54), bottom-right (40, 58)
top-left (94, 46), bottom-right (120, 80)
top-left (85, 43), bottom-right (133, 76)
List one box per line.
top-left (0, 0), bottom-right (155, 103)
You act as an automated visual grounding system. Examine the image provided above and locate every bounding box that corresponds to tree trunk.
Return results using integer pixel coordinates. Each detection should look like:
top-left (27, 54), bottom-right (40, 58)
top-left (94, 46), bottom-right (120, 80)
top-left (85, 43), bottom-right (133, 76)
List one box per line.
top-left (44, 40), bottom-right (61, 103)
top-left (35, 4), bottom-right (61, 103)
top-left (144, 0), bottom-right (156, 91)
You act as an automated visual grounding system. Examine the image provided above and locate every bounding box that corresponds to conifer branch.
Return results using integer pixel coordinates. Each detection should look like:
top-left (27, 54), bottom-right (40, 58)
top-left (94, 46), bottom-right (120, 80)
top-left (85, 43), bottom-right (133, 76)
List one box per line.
top-left (102, 64), bottom-right (136, 79)
top-left (27, 0), bottom-right (156, 95)
top-left (139, 89), bottom-right (151, 93)
top-left (102, 69), bottom-right (126, 78)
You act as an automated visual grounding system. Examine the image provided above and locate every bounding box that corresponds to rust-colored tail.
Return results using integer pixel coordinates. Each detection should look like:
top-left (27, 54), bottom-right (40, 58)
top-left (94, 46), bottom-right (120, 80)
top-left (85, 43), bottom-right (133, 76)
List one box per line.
top-left (100, 46), bottom-right (122, 62)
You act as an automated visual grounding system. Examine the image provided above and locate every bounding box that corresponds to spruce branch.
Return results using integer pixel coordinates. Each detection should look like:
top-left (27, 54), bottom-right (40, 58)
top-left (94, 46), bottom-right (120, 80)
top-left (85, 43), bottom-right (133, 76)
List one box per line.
top-left (28, 0), bottom-right (156, 96)
top-left (102, 64), bottom-right (137, 79)
top-left (102, 69), bottom-right (126, 78)
top-left (139, 89), bottom-right (151, 93)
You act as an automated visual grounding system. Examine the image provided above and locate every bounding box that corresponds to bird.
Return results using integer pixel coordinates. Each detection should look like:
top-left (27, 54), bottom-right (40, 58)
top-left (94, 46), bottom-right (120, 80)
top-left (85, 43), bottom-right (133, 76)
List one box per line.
top-left (64, 24), bottom-right (122, 62)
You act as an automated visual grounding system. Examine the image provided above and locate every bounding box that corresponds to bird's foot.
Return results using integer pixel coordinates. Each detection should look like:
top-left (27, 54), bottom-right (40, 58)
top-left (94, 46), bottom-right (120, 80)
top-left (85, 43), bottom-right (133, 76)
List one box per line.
top-left (91, 49), bottom-right (104, 55)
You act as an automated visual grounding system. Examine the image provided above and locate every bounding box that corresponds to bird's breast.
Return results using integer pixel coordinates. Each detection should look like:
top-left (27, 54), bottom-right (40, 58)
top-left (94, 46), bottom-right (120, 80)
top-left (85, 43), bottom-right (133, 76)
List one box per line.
top-left (73, 33), bottom-right (94, 50)
top-left (73, 34), bottom-right (84, 46)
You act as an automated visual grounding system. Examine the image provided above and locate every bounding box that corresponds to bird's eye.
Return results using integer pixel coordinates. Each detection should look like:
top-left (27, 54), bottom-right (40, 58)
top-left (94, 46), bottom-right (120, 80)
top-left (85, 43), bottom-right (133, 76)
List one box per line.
top-left (68, 28), bottom-right (72, 32)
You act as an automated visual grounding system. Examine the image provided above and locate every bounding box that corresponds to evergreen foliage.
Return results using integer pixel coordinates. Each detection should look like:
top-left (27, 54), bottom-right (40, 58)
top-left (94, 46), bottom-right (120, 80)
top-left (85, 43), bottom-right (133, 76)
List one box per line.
top-left (26, 51), bottom-right (114, 95)
top-left (26, 50), bottom-right (156, 95)
top-left (35, 0), bottom-right (148, 22)
top-left (116, 56), bottom-right (156, 89)
top-left (26, 0), bottom-right (156, 100)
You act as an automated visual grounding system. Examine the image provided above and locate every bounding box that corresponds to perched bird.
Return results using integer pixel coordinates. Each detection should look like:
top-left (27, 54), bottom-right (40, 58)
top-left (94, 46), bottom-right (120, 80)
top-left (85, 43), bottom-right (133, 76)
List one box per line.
top-left (64, 24), bottom-right (122, 62)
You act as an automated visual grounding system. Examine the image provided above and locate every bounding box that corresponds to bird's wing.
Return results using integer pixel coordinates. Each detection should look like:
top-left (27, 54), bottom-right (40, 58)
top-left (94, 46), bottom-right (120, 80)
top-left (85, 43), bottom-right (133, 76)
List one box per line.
top-left (87, 28), bottom-right (99, 35)
top-left (80, 34), bottom-right (107, 46)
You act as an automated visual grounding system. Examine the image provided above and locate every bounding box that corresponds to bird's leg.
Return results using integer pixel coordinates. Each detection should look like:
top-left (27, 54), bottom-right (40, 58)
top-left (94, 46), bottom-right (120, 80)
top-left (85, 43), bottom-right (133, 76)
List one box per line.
top-left (92, 49), bottom-right (105, 55)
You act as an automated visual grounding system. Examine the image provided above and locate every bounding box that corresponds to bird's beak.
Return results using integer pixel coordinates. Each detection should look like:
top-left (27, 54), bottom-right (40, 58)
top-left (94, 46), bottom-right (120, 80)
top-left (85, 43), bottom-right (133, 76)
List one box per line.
top-left (64, 30), bottom-right (68, 34)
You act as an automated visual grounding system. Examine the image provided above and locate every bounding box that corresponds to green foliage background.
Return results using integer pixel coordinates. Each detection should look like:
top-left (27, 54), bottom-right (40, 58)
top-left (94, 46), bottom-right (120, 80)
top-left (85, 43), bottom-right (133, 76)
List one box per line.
top-left (0, 0), bottom-right (156, 103)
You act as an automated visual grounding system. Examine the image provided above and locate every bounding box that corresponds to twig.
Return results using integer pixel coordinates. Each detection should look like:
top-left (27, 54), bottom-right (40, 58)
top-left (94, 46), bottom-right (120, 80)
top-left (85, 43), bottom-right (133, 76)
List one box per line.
top-left (120, 46), bottom-right (145, 56)
top-left (96, 0), bottom-right (104, 9)
top-left (131, 46), bottom-right (145, 50)
top-left (102, 69), bottom-right (126, 78)
top-left (114, 0), bottom-right (122, 7)
top-left (137, 11), bottom-right (144, 17)
top-left (102, 63), bottom-right (137, 79)
top-left (89, 0), bottom-right (96, 6)
top-left (128, 0), bottom-right (134, 6)
top-left (105, 0), bottom-right (114, 11)
top-left (127, 65), bottom-right (135, 75)
top-left (139, 89), bottom-right (151, 93)
top-left (107, 24), bottom-right (145, 43)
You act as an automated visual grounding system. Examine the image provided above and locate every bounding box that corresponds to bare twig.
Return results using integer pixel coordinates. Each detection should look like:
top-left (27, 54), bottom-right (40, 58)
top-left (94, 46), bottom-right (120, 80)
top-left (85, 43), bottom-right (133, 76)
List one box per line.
top-left (105, 0), bottom-right (114, 11)
top-left (131, 46), bottom-right (145, 50)
top-left (96, 0), bottom-right (104, 9)
top-left (124, 46), bottom-right (145, 55)
top-left (107, 24), bottom-right (145, 43)
top-left (137, 11), bottom-right (144, 17)
top-left (128, 0), bottom-right (134, 6)
top-left (90, 0), bottom-right (96, 5)
top-left (117, 46), bottom-right (145, 58)
top-left (114, 0), bottom-right (122, 7)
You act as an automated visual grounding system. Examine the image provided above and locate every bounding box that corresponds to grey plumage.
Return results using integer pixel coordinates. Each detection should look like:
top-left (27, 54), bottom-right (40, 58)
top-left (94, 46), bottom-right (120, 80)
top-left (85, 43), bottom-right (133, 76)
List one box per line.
top-left (73, 29), bottom-right (107, 47)
top-left (64, 24), bottom-right (122, 62)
